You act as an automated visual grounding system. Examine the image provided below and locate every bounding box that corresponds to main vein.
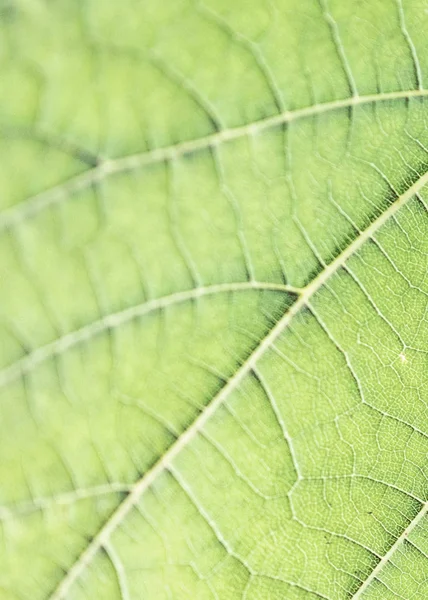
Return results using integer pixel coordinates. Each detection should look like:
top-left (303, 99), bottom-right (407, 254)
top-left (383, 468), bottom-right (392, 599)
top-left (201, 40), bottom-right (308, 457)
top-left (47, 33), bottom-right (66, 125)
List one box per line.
top-left (48, 153), bottom-right (428, 600)
top-left (2, 88), bottom-right (428, 232)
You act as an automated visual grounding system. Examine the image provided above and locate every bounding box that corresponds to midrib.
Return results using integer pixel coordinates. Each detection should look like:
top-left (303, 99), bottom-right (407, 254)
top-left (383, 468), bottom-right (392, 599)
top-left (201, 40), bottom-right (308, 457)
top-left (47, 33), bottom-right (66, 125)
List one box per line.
top-left (2, 88), bottom-right (428, 232)
top-left (48, 152), bottom-right (428, 599)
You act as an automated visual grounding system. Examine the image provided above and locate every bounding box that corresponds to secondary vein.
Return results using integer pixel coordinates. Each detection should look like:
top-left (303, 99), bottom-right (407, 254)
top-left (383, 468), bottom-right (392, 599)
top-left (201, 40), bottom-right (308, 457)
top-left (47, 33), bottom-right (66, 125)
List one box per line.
top-left (1, 88), bottom-right (428, 232)
top-left (352, 501), bottom-right (428, 598)
top-left (0, 281), bottom-right (299, 389)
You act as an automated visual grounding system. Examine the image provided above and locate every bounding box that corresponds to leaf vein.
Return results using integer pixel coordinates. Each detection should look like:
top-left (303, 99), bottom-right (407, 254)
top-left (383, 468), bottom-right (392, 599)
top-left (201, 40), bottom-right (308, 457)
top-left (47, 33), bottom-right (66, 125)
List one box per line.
top-left (2, 89), bottom-right (428, 233)
top-left (47, 154), bottom-right (428, 600)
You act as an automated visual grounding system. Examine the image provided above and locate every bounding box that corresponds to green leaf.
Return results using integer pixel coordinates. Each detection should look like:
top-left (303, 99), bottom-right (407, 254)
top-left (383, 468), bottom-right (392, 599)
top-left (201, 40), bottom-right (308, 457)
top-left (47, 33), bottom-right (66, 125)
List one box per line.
top-left (2, 0), bottom-right (428, 598)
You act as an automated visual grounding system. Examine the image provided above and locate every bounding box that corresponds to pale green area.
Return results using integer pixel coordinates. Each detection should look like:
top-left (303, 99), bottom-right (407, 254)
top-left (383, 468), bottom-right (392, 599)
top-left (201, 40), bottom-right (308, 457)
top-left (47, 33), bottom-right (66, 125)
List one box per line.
top-left (1, 0), bottom-right (428, 598)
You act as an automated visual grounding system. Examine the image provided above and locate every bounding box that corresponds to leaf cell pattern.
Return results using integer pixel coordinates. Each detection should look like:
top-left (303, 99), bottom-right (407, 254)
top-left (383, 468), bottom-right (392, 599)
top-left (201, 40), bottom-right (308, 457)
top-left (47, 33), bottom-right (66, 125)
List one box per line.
top-left (1, 1), bottom-right (428, 599)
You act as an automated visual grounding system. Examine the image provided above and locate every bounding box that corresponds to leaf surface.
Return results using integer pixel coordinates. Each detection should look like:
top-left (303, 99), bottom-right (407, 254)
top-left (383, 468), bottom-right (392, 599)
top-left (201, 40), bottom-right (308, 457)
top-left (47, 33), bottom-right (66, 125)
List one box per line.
top-left (1, 1), bottom-right (428, 599)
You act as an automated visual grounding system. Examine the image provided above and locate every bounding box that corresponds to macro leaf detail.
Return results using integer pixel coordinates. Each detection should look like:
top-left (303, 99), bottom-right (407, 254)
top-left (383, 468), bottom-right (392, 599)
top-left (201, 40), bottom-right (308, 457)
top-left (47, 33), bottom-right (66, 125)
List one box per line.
top-left (1, 1), bottom-right (428, 599)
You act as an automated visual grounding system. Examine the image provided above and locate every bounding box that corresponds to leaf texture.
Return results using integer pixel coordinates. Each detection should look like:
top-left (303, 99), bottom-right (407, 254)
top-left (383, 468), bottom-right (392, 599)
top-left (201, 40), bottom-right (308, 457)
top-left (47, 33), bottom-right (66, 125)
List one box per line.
top-left (1, 1), bottom-right (428, 599)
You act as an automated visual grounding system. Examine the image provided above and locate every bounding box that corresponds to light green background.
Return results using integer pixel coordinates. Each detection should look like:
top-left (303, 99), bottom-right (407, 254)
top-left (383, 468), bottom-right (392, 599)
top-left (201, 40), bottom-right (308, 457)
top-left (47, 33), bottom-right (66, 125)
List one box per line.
top-left (1, 0), bottom-right (428, 598)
